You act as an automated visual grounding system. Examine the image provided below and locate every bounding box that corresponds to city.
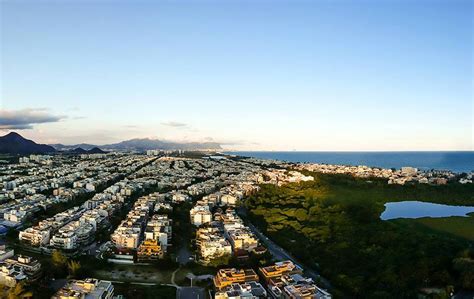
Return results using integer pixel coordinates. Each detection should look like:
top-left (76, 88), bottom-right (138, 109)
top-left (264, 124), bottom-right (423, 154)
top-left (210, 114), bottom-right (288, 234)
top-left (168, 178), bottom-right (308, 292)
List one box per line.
top-left (1, 0), bottom-right (472, 298)
top-left (0, 143), bottom-right (473, 298)
top-left (0, 149), bottom-right (335, 298)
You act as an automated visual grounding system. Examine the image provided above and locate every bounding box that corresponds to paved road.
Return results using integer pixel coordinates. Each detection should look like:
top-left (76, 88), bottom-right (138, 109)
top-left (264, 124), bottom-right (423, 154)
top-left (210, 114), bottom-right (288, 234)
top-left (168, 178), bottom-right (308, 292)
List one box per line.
top-left (178, 287), bottom-right (205, 299)
top-left (245, 221), bottom-right (332, 289)
top-left (176, 243), bottom-right (193, 265)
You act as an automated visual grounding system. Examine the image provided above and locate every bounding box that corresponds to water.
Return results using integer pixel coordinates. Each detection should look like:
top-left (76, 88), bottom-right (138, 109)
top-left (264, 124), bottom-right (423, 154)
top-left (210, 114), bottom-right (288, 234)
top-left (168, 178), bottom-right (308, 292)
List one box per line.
top-left (381, 201), bottom-right (474, 220)
top-left (226, 151), bottom-right (474, 173)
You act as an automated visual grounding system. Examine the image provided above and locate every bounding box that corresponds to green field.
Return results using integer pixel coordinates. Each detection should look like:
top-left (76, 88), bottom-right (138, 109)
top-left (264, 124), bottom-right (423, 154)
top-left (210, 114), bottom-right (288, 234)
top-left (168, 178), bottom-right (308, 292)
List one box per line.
top-left (244, 173), bottom-right (474, 298)
top-left (397, 215), bottom-right (474, 241)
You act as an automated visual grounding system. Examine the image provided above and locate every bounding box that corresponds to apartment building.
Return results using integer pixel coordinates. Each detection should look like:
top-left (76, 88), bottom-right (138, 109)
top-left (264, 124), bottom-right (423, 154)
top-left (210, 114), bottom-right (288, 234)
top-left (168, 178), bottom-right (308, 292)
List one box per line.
top-left (50, 221), bottom-right (94, 250)
top-left (19, 226), bottom-right (50, 246)
top-left (214, 268), bottom-right (259, 290)
top-left (137, 239), bottom-right (163, 261)
top-left (0, 250), bottom-right (41, 287)
top-left (259, 260), bottom-right (303, 283)
top-left (268, 273), bottom-right (332, 299)
top-left (215, 281), bottom-right (267, 299)
top-left (196, 227), bottom-right (232, 264)
top-left (190, 204), bottom-right (212, 226)
top-left (52, 278), bottom-right (114, 299)
top-left (144, 214), bottom-right (172, 250)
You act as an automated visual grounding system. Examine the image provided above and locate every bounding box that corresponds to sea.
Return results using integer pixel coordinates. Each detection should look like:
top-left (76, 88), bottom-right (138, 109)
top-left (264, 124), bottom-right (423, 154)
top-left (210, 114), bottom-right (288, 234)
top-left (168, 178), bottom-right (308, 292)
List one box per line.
top-left (225, 151), bottom-right (474, 173)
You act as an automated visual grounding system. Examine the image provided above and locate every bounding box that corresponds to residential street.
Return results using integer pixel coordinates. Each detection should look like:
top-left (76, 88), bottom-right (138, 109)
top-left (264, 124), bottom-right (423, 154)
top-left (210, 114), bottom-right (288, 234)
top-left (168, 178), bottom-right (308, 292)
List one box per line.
top-left (245, 220), bottom-right (332, 290)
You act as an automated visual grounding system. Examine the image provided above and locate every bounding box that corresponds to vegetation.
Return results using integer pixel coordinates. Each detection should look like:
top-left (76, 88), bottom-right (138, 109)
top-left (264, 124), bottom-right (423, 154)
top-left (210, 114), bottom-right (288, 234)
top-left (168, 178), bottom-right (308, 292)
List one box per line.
top-left (399, 215), bottom-right (474, 241)
top-left (50, 250), bottom-right (84, 278)
top-left (0, 282), bottom-right (33, 299)
top-left (243, 173), bottom-right (474, 298)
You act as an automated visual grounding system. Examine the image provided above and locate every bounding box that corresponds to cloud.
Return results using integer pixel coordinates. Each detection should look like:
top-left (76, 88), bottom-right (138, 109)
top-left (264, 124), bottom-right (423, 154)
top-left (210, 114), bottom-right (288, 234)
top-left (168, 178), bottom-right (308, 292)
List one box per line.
top-left (161, 121), bottom-right (188, 128)
top-left (0, 108), bottom-right (65, 130)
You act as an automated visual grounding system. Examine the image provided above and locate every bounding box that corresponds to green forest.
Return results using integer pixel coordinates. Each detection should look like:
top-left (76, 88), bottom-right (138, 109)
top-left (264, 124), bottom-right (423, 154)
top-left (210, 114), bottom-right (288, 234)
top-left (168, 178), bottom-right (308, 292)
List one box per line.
top-left (244, 173), bottom-right (474, 298)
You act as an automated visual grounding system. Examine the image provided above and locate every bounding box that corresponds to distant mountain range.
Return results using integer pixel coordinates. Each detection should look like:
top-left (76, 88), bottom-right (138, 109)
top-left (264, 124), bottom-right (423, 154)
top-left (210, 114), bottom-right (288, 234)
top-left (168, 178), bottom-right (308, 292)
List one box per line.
top-left (67, 147), bottom-right (107, 154)
top-left (0, 132), bottom-right (222, 155)
top-left (53, 138), bottom-right (222, 151)
top-left (0, 132), bottom-right (56, 154)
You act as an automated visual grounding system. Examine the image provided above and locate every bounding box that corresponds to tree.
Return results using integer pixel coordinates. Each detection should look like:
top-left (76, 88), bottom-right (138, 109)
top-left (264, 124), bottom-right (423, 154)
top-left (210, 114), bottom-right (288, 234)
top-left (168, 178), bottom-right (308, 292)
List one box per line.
top-left (207, 254), bottom-right (232, 267)
top-left (6, 228), bottom-right (18, 243)
top-left (7, 282), bottom-right (33, 299)
top-left (51, 250), bottom-right (68, 268)
top-left (67, 260), bottom-right (82, 278)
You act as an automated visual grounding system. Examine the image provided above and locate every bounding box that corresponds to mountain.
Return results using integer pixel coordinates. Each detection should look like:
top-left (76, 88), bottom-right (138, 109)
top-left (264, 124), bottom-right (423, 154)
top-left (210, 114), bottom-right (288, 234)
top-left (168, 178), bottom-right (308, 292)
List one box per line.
top-left (66, 147), bottom-right (107, 154)
top-left (68, 147), bottom-right (88, 154)
top-left (51, 143), bottom-right (98, 151)
top-left (102, 138), bottom-right (222, 151)
top-left (50, 137), bottom-right (221, 152)
top-left (87, 147), bottom-right (106, 154)
top-left (0, 132), bottom-right (56, 155)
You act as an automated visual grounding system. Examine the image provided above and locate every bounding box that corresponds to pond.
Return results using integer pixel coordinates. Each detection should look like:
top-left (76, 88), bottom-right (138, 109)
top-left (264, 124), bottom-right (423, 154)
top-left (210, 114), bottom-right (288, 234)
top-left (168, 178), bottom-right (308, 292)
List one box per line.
top-left (380, 201), bottom-right (474, 220)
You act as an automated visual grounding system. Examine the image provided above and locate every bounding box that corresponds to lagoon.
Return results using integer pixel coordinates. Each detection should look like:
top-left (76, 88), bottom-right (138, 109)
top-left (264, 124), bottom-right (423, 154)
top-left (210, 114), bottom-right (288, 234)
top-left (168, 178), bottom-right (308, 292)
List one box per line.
top-left (381, 201), bottom-right (474, 220)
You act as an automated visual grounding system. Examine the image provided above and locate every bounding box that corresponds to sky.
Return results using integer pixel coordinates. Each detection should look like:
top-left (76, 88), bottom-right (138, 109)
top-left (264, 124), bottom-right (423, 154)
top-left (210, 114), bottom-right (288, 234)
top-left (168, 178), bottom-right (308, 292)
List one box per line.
top-left (0, 0), bottom-right (472, 151)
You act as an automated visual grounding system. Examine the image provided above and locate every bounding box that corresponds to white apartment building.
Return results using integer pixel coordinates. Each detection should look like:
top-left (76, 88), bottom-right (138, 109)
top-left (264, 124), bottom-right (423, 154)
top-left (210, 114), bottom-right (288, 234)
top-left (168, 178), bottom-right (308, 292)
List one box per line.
top-left (19, 227), bottom-right (50, 246)
top-left (190, 205), bottom-right (212, 226)
top-left (196, 227), bottom-right (232, 264)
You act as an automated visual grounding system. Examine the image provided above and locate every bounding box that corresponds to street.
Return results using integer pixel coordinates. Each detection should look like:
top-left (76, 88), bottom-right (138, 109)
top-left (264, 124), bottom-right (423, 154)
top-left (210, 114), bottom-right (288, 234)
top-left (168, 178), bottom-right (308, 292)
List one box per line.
top-left (178, 287), bottom-right (205, 299)
top-left (245, 221), bottom-right (332, 289)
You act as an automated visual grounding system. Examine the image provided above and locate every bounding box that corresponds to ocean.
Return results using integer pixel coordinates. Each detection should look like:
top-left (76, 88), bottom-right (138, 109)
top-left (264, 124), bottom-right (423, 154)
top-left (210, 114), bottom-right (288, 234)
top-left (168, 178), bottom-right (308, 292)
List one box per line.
top-left (226, 151), bottom-right (474, 173)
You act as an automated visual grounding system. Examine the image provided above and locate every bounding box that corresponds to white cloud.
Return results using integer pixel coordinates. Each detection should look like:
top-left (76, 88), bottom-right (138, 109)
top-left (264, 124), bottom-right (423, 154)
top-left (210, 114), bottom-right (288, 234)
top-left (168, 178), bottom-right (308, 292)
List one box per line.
top-left (0, 108), bottom-right (65, 130)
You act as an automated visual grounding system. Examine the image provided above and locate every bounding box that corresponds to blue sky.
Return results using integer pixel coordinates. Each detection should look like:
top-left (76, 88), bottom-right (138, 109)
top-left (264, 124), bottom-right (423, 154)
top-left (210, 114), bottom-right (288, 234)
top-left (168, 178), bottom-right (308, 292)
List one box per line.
top-left (1, 0), bottom-right (472, 150)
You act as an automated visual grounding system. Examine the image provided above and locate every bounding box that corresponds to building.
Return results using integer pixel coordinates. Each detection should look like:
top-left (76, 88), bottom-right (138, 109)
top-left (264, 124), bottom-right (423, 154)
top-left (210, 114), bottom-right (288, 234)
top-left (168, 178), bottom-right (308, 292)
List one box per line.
top-left (214, 268), bottom-right (259, 290)
top-left (19, 227), bottom-right (51, 247)
top-left (111, 227), bottom-right (141, 249)
top-left (0, 252), bottom-right (41, 287)
top-left (0, 246), bottom-right (14, 261)
top-left (0, 262), bottom-right (26, 287)
top-left (220, 194), bottom-right (238, 206)
top-left (190, 205), bottom-right (212, 226)
top-left (5, 255), bottom-right (42, 280)
top-left (52, 278), bottom-right (114, 299)
top-left (268, 273), bottom-right (332, 299)
top-left (196, 227), bottom-right (232, 264)
top-left (259, 260), bottom-right (303, 282)
top-left (137, 239), bottom-right (163, 261)
top-left (144, 214), bottom-right (172, 250)
top-left (284, 283), bottom-right (332, 299)
top-left (401, 167), bottom-right (418, 176)
top-left (50, 221), bottom-right (94, 251)
top-left (215, 281), bottom-right (267, 299)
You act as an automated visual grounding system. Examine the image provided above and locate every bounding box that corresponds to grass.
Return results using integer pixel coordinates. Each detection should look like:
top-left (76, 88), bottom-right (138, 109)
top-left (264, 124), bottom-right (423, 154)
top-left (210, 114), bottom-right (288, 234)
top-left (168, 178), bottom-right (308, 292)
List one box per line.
top-left (405, 215), bottom-right (474, 241)
top-left (93, 264), bottom-right (174, 284)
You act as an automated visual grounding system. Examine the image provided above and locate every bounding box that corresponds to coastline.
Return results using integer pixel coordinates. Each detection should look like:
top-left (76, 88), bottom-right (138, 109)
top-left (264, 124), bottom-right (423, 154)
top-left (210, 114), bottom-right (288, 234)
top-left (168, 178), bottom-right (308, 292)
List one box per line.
top-left (224, 151), bottom-right (474, 173)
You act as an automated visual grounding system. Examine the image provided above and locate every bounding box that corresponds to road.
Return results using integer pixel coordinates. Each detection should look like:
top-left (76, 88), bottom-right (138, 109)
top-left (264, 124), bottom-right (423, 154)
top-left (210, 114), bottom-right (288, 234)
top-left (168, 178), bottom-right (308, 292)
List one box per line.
top-left (177, 287), bottom-right (205, 299)
top-left (176, 242), bottom-right (193, 265)
top-left (245, 221), bottom-right (332, 289)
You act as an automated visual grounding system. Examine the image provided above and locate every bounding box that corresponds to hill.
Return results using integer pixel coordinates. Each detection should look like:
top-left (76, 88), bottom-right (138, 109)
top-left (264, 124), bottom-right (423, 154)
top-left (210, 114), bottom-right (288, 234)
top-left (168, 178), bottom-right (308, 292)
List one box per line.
top-left (66, 147), bottom-right (107, 154)
top-left (51, 138), bottom-right (221, 152)
top-left (0, 132), bottom-right (56, 155)
top-left (51, 143), bottom-right (98, 151)
top-left (102, 138), bottom-right (221, 151)
top-left (87, 147), bottom-right (106, 154)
